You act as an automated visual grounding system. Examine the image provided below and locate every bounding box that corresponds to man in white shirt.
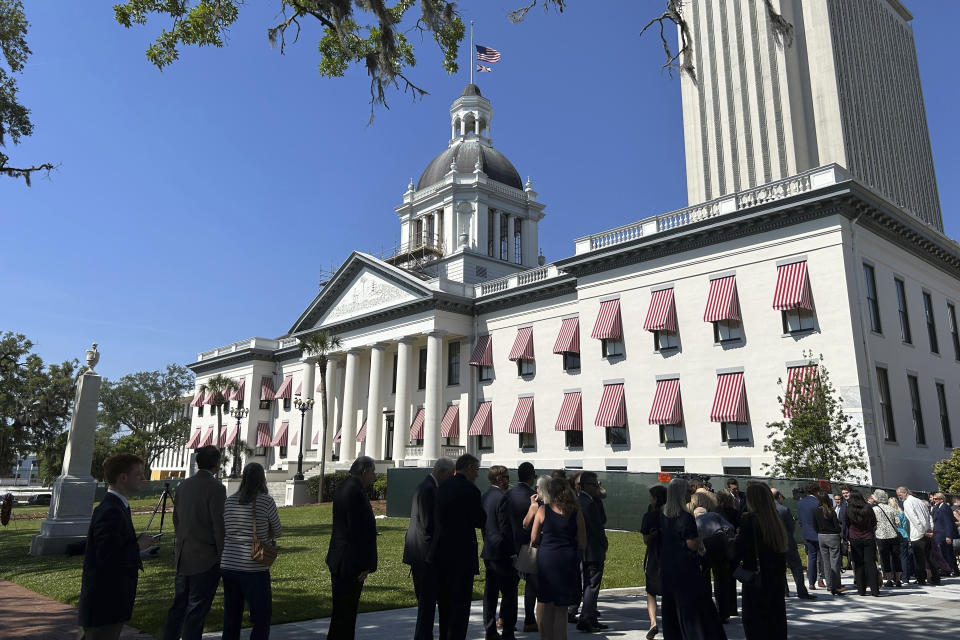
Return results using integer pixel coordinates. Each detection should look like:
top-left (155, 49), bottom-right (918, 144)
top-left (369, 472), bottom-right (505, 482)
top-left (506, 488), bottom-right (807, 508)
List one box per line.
top-left (897, 486), bottom-right (938, 586)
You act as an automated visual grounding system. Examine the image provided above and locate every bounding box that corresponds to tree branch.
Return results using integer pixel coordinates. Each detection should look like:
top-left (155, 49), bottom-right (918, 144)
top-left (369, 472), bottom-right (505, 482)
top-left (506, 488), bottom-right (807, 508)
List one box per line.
top-left (0, 162), bottom-right (57, 186)
top-left (639, 0), bottom-right (695, 81)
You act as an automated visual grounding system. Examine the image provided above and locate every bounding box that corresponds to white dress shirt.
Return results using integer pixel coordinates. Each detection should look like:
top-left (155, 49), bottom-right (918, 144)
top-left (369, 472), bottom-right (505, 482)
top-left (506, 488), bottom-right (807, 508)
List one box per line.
top-left (902, 495), bottom-right (932, 542)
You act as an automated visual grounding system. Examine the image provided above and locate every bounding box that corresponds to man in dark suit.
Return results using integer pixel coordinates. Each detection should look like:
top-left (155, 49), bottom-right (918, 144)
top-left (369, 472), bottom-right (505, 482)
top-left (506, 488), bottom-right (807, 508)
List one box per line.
top-left (771, 488), bottom-right (815, 600)
top-left (726, 478), bottom-right (747, 514)
top-left (932, 492), bottom-right (959, 577)
top-left (79, 454), bottom-right (153, 640)
top-left (326, 456), bottom-right (378, 640)
top-left (433, 453), bottom-right (485, 640)
top-left (163, 445), bottom-right (226, 640)
top-left (480, 465), bottom-right (517, 640)
top-left (504, 462), bottom-right (538, 633)
top-left (403, 457), bottom-right (454, 640)
top-left (576, 472), bottom-right (609, 632)
top-left (796, 482), bottom-right (824, 590)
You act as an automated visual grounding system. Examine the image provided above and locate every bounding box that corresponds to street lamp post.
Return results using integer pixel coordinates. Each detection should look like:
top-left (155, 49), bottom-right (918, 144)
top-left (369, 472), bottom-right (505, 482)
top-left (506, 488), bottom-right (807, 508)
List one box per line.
top-left (228, 407), bottom-right (249, 478)
top-left (292, 397), bottom-right (314, 481)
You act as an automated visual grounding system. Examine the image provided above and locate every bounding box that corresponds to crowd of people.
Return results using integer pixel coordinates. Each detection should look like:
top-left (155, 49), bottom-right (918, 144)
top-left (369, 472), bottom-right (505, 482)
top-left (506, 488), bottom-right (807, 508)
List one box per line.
top-left (76, 448), bottom-right (960, 640)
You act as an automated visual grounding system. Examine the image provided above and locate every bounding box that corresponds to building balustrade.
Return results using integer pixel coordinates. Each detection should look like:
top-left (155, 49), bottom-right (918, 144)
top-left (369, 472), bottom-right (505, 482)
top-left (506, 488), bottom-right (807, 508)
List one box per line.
top-left (404, 446), bottom-right (424, 458)
top-left (440, 445), bottom-right (465, 459)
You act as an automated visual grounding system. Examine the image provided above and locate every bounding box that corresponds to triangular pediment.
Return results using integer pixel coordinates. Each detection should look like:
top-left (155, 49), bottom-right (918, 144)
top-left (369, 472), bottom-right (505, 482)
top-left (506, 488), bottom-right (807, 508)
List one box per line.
top-left (290, 253), bottom-right (433, 334)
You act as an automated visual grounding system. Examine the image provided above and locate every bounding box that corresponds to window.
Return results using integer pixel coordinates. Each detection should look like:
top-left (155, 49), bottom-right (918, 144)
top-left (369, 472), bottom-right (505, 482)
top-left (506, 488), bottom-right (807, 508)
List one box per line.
top-left (949, 303), bottom-right (960, 361)
top-left (907, 375), bottom-right (926, 445)
top-left (722, 466), bottom-right (751, 476)
top-left (447, 341), bottom-right (460, 386)
top-left (660, 465), bottom-right (685, 473)
top-left (391, 353), bottom-right (398, 394)
top-left (605, 426), bottom-right (628, 445)
top-left (565, 430), bottom-right (583, 448)
top-left (895, 279), bottom-right (912, 343)
top-left (562, 352), bottom-right (581, 371)
top-left (601, 338), bottom-right (624, 358)
top-left (722, 422), bottom-right (751, 443)
top-left (514, 218), bottom-right (522, 265)
top-left (936, 382), bottom-right (953, 448)
top-left (519, 432), bottom-right (536, 448)
top-left (517, 359), bottom-right (535, 377)
top-left (487, 210), bottom-right (496, 257)
top-left (223, 400), bottom-right (230, 412)
top-left (781, 309), bottom-right (816, 333)
top-left (712, 319), bottom-right (744, 342)
top-left (384, 414), bottom-right (394, 460)
top-left (283, 398), bottom-right (291, 411)
top-left (476, 434), bottom-right (493, 451)
top-left (876, 367), bottom-right (896, 442)
top-left (864, 264), bottom-right (882, 333)
top-left (259, 399), bottom-right (270, 410)
top-left (500, 213), bottom-right (509, 260)
top-left (659, 425), bottom-right (685, 444)
top-left (279, 445), bottom-right (288, 458)
top-left (237, 397), bottom-right (244, 410)
top-left (479, 365), bottom-right (493, 382)
top-left (418, 347), bottom-right (427, 390)
top-left (254, 446), bottom-right (267, 456)
top-left (654, 330), bottom-right (679, 351)
top-left (923, 292), bottom-right (939, 354)
top-left (197, 405), bottom-right (204, 417)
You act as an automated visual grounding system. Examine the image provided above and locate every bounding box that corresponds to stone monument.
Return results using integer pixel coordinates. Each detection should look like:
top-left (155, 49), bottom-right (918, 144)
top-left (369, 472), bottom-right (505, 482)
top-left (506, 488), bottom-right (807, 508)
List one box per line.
top-left (30, 344), bottom-right (102, 555)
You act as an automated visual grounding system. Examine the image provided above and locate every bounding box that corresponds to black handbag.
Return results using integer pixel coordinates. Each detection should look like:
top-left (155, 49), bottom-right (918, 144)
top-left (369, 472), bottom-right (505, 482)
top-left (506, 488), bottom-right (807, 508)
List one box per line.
top-left (733, 523), bottom-right (762, 587)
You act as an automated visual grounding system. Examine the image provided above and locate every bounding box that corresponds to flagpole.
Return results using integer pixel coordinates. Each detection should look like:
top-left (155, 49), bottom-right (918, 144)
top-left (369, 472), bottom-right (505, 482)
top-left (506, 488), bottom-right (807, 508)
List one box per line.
top-left (470, 20), bottom-right (475, 85)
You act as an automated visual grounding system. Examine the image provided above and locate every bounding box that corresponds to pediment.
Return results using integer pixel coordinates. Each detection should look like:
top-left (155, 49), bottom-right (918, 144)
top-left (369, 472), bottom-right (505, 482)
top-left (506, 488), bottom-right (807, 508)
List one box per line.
top-left (291, 253), bottom-right (433, 333)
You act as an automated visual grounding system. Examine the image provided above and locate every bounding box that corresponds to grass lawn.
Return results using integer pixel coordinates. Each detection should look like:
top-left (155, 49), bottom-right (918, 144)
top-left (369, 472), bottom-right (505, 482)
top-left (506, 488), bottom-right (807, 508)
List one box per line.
top-left (1, 501), bottom-right (648, 638)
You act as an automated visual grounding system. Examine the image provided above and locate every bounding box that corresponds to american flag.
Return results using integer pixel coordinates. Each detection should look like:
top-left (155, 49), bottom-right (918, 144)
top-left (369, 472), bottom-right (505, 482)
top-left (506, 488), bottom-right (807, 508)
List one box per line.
top-left (476, 64), bottom-right (492, 73)
top-left (475, 45), bottom-right (501, 63)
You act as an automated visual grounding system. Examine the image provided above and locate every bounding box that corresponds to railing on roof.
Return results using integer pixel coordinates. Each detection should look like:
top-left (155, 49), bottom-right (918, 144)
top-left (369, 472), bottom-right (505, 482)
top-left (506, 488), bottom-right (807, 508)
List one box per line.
top-left (475, 263), bottom-right (559, 297)
top-left (574, 164), bottom-right (849, 255)
top-left (198, 337), bottom-right (282, 361)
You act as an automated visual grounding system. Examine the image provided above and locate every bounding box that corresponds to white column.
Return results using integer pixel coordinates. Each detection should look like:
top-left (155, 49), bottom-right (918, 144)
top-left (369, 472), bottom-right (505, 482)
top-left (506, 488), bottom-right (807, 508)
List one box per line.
top-left (460, 119), bottom-right (466, 136)
top-left (300, 359), bottom-right (316, 456)
top-left (393, 338), bottom-right (414, 463)
top-left (324, 357), bottom-right (339, 466)
top-left (493, 210), bottom-right (501, 260)
top-left (506, 213), bottom-right (516, 264)
top-left (423, 331), bottom-right (445, 463)
top-left (366, 343), bottom-right (386, 460)
top-left (474, 113), bottom-right (480, 135)
top-left (340, 349), bottom-right (361, 462)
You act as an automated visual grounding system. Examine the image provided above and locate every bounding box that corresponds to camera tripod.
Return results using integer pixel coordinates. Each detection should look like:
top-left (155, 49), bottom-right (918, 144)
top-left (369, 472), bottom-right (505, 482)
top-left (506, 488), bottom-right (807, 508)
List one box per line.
top-left (141, 481), bottom-right (171, 540)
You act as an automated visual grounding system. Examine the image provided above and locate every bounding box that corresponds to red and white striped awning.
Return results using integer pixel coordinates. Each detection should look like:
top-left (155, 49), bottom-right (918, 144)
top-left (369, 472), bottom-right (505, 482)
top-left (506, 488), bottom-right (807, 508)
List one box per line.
top-left (591, 300), bottom-right (623, 340)
top-left (290, 423), bottom-right (299, 447)
top-left (508, 327), bottom-right (535, 361)
top-left (409, 408), bottom-right (426, 440)
top-left (333, 427), bottom-right (342, 444)
top-left (203, 390), bottom-right (217, 405)
top-left (469, 401), bottom-right (493, 436)
top-left (648, 379), bottom-right (683, 425)
top-left (256, 422), bottom-right (271, 447)
top-left (260, 377), bottom-right (275, 401)
top-left (710, 373), bottom-right (748, 423)
top-left (316, 381), bottom-right (323, 393)
top-left (356, 420), bottom-right (367, 442)
top-left (273, 376), bottom-right (293, 400)
top-left (223, 425), bottom-right (239, 447)
top-left (440, 405), bottom-right (460, 438)
top-left (772, 261), bottom-right (814, 311)
top-left (469, 335), bottom-right (493, 366)
top-left (703, 276), bottom-right (741, 323)
top-left (218, 426), bottom-right (228, 448)
top-left (509, 397), bottom-right (536, 434)
top-left (553, 317), bottom-right (580, 354)
top-left (186, 428), bottom-right (202, 449)
top-left (784, 365), bottom-right (819, 417)
top-left (271, 421), bottom-right (288, 447)
top-left (230, 378), bottom-right (245, 402)
top-left (644, 288), bottom-right (678, 332)
top-left (294, 381), bottom-right (302, 396)
top-left (190, 390), bottom-right (205, 408)
top-left (554, 392), bottom-right (582, 431)
top-left (596, 383), bottom-right (626, 427)
top-left (199, 426), bottom-right (215, 447)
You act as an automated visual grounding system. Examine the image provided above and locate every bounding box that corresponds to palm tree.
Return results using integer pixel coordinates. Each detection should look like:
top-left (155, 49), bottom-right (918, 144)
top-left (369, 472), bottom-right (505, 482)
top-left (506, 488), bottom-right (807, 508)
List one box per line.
top-left (299, 330), bottom-right (341, 498)
top-left (204, 374), bottom-right (238, 475)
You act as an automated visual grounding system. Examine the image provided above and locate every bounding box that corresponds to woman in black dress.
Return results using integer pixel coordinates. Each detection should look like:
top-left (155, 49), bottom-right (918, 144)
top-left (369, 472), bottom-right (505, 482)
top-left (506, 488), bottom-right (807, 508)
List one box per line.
top-left (735, 482), bottom-right (788, 640)
top-left (640, 485), bottom-right (668, 639)
top-left (846, 491), bottom-right (880, 596)
top-left (658, 478), bottom-right (727, 640)
top-left (530, 476), bottom-right (586, 640)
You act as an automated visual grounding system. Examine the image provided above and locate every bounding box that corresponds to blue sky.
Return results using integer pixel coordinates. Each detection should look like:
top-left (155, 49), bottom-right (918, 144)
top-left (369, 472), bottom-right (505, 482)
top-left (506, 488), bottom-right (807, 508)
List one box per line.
top-left (2, 1), bottom-right (958, 381)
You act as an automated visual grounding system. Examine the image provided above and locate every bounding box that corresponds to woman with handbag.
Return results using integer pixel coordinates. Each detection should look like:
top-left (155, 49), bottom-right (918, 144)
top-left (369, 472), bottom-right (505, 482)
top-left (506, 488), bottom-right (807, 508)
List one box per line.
top-left (845, 492), bottom-right (880, 597)
top-left (657, 478), bottom-right (726, 640)
top-left (872, 490), bottom-right (903, 587)
top-left (221, 462), bottom-right (282, 640)
top-left (734, 482), bottom-right (787, 640)
top-left (640, 485), bottom-right (667, 640)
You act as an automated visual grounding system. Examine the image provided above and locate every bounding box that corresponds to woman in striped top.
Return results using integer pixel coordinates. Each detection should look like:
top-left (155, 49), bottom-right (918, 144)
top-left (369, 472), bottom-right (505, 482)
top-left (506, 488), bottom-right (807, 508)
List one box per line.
top-left (221, 463), bottom-right (282, 640)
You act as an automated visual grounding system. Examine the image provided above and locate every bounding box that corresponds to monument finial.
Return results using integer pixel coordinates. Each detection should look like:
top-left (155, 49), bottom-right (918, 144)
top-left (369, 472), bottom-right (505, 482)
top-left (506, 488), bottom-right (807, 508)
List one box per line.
top-left (85, 343), bottom-right (100, 375)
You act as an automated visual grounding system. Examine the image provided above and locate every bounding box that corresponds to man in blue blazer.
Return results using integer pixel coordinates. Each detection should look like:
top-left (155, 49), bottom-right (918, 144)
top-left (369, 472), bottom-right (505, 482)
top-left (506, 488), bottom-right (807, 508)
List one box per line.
top-left (79, 454), bottom-right (153, 640)
top-left (576, 472), bottom-right (609, 632)
top-left (795, 482), bottom-right (824, 590)
top-left (504, 462), bottom-right (538, 632)
top-left (932, 492), bottom-right (959, 577)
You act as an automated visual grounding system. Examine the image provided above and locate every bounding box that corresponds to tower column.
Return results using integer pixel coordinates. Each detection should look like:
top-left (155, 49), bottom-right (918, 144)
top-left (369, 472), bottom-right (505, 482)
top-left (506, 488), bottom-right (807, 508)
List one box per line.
top-left (492, 210), bottom-right (501, 260)
top-left (506, 213), bottom-right (516, 264)
top-left (324, 357), bottom-right (340, 466)
top-left (392, 338), bottom-right (415, 463)
top-left (340, 349), bottom-right (361, 461)
top-left (366, 343), bottom-right (387, 460)
top-left (300, 358), bottom-right (316, 455)
top-left (474, 113), bottom-right (480, 135)
top-left (423, 331), bottom-right (445, 463)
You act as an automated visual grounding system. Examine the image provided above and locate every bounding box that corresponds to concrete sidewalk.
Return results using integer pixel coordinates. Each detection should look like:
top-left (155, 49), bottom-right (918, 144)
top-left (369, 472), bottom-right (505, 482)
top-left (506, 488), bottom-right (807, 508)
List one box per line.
top-left (202, 574), bottom-right (960, 640)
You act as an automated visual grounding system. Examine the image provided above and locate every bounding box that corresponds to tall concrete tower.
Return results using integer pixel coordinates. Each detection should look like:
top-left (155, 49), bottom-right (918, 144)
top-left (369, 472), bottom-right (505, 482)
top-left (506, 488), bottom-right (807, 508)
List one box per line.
top-left (680, 0), bottom-right (943, 230)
